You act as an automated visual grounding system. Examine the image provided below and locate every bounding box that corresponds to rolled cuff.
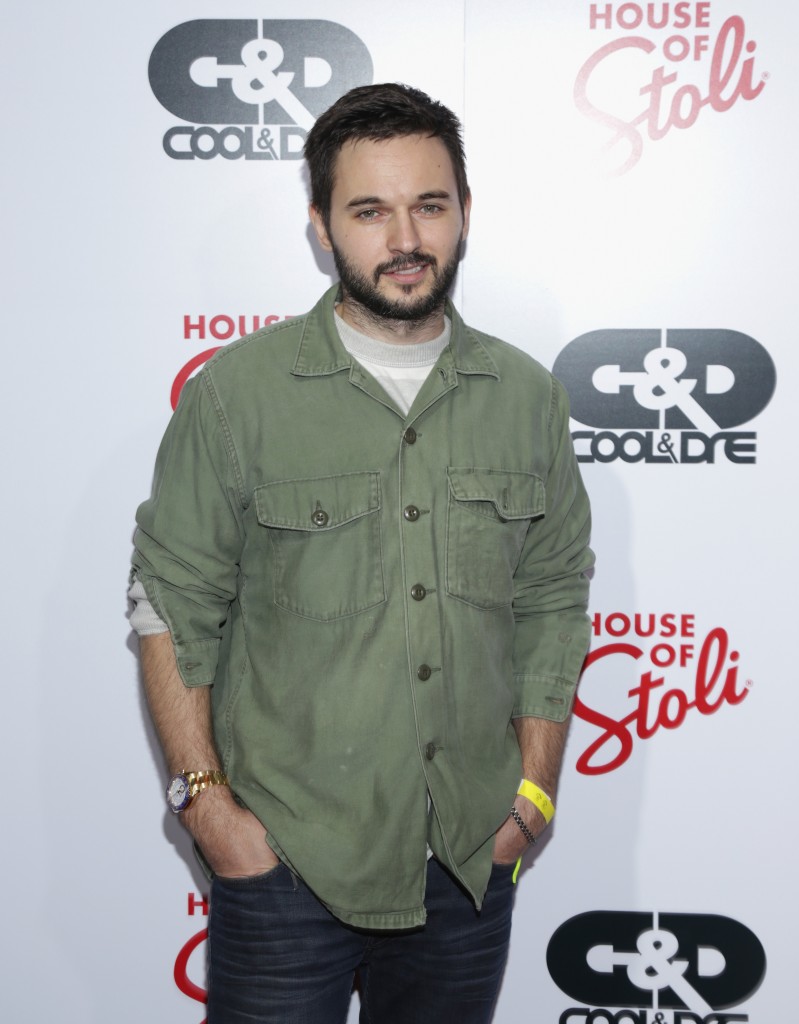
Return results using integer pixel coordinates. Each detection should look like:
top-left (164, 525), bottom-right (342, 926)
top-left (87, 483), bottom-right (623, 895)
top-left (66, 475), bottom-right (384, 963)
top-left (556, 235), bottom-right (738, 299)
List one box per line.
top-left (512, 672), bottom-right (578, 722)
top-left (173, 637), bottom-right (221, 686)
top-left (132, 568), bottom-right (224, 687)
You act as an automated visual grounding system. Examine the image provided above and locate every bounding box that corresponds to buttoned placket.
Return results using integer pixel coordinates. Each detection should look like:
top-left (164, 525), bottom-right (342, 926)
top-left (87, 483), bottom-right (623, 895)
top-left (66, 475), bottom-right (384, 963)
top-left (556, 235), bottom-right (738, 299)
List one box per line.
top-left (397, 364), bottom-right (464, 803)
top-left (348, 354), bottom-right (459, 786)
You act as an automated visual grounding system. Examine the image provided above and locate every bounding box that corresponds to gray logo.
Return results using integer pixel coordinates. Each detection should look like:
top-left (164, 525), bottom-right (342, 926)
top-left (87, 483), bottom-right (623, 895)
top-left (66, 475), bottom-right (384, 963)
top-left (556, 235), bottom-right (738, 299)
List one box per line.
top-left (553, 329), bottom-right (776, 464)
top-left (548, 911), bottom-right (766, 1020)
top-left (149, 20), bottom-right (373, 160)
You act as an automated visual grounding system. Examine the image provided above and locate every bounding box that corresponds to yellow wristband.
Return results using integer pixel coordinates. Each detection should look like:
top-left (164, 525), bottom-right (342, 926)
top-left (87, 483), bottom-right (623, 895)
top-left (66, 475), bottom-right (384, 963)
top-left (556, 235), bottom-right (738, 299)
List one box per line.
top-left (517, 779), bottom-right (555, 824)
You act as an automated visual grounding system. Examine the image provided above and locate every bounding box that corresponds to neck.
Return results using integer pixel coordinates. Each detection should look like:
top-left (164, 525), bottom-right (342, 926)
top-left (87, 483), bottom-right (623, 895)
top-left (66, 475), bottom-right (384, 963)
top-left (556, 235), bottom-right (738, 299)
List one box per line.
top-left (336, 297), bottom-right (446, 345)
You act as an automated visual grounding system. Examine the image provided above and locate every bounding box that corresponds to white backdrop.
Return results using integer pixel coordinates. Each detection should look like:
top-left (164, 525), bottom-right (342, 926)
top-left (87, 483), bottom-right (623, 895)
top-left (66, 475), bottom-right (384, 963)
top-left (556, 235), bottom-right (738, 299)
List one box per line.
top-left (4, 1), bottom-right (796, 1021)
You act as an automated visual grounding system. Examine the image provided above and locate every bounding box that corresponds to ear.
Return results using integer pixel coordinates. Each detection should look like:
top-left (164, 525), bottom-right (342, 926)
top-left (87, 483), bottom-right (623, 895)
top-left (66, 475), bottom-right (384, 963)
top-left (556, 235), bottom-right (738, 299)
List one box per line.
top-left (461, 190), bottom-right (472, 242)
top-left (309, 204), bottom-right (333, 252)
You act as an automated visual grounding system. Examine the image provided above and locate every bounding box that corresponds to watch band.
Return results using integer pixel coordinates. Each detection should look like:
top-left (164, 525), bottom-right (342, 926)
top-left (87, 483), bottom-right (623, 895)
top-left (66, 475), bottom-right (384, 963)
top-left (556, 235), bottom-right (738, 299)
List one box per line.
top-left (184, 769), bottom-right (229, 799)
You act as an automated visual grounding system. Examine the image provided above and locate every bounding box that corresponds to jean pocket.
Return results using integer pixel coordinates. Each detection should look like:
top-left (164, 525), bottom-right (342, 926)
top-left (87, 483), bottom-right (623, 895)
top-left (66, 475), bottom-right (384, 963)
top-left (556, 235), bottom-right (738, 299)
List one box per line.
top-left (256, 472), bottom-right (386, 621)
top-left (446, 468), bottom-right (544, 609)
top-left (490, 858), bottom-right (519, 873)
top-left (213, 862), bottom-right (286, 888)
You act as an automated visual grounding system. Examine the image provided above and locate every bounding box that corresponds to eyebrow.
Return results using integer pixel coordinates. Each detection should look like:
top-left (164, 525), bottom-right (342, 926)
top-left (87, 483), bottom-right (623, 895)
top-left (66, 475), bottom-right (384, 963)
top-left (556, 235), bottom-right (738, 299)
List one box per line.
top-left (345, 190), bottom-right (453, 209)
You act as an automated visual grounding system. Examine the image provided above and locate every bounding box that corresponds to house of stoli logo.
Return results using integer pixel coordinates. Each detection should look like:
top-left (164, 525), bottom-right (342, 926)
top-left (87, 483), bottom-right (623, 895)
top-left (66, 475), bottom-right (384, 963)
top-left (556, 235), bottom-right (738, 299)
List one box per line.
top-left (547, 910), bottom-right (766, 1023)
top-left (552, 329), bottom-right (776, 465)
top-left (574, 3), bottom-right (768, 174)
top-left (149, 20), bottom-right (373, 160)
top-left (574, 612), bottom-right (749, 775)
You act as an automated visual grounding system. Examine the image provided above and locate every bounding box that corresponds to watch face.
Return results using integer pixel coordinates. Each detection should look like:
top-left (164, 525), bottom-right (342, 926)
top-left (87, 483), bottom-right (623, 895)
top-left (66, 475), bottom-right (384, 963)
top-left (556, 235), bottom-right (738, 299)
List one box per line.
top-left (166, 774), bottom-right (191, 813)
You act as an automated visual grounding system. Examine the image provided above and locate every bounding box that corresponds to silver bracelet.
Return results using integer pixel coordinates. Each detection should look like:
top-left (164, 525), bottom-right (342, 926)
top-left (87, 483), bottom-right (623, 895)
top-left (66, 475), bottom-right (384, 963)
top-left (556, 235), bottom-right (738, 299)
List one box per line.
top-left (510, 805), bottom-right (536, 845)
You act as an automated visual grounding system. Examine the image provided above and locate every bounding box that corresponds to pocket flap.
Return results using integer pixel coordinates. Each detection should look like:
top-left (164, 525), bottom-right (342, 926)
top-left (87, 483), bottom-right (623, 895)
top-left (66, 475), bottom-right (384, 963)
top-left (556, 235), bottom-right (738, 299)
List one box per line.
top-left (447, 468), bottom-right (545, 520)
top-left (255, 472), bottom-right (380, 531)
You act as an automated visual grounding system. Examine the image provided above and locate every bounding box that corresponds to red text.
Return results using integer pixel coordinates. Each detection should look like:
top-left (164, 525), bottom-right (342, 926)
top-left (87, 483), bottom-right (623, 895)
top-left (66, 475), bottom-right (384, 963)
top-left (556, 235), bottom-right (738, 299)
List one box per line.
top-left (590, 2), bottom-right (712, 31)
top-left (174, 928), bottom-right (208, 1012)
top-left (188, 892), bottom-right (209, 916)
top-left (574, 627), bottom-right (748, 774)
top-left (183, 314), bottom-right (292, 341)
top-left (575, 15), bottom-right (766, 173)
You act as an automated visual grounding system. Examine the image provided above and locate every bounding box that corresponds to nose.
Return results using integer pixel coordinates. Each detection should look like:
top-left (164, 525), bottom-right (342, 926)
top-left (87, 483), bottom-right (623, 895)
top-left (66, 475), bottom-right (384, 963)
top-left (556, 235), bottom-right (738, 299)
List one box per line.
top-left (387, 209), bottom-right (421, 254)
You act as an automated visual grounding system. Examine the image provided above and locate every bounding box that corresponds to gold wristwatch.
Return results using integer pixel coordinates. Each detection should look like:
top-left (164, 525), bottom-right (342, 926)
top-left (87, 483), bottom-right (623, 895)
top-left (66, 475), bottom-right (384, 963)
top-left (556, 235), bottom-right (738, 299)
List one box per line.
top-left (166, 769), bottom-right (229, 813)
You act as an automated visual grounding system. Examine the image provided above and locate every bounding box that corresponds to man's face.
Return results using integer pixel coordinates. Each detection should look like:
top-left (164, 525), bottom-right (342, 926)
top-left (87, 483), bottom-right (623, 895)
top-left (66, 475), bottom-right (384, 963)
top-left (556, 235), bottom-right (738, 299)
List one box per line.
top-left (310, 134), bottom-right (470, 326)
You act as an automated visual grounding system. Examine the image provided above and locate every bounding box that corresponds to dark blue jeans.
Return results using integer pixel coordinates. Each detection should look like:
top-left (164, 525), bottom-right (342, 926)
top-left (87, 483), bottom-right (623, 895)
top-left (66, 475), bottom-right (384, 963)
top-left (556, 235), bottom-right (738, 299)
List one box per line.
top-left (207, 858), bottom-right (516, 1023)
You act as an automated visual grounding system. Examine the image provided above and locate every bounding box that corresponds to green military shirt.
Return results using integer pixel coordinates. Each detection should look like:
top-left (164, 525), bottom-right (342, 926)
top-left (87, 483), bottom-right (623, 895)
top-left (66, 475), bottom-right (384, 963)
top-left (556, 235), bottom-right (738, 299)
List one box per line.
top-left (133, 284), bottom-right (593, 929)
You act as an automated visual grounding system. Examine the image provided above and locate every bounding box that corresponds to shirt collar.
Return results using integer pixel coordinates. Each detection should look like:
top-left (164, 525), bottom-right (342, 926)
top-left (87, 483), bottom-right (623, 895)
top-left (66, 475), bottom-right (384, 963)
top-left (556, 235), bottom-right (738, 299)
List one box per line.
top-left (291, 284), bottom-right (500, 381)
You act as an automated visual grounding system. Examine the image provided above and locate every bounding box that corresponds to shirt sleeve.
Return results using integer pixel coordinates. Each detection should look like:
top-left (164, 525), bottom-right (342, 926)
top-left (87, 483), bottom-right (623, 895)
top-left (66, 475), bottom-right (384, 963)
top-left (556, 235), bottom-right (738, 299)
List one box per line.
top-left (131, 371), bottom-right (245, 687)
top-left (511, 376), bottom-right (594, 721)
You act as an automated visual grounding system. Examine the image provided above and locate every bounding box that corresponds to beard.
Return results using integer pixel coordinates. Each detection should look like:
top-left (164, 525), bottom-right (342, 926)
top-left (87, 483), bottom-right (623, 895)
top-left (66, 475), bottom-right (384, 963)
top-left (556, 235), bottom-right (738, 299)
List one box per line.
top-left (331, 243), bottom-right (462, 327)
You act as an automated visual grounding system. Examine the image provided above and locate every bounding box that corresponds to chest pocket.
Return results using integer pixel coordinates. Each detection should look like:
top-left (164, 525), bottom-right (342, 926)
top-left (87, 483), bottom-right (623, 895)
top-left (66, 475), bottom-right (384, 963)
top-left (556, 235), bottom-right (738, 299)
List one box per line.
top-left (446, 468), bottom-right (545, 610)
top-left (255, 472), bottom-right (385, 621)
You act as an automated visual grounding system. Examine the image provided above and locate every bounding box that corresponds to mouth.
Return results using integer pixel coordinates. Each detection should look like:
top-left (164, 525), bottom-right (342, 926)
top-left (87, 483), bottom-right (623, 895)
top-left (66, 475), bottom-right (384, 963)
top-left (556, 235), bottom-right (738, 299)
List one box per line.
top-left (378, 258), bottom-right (434, 286)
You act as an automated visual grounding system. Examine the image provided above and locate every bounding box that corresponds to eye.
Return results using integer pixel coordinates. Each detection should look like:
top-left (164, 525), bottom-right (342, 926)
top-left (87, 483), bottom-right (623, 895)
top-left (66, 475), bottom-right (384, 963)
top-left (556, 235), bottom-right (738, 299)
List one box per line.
top-left (419, 204), bottom-right (443, 215)
top-left (356, 208), bottom-right (380, 220)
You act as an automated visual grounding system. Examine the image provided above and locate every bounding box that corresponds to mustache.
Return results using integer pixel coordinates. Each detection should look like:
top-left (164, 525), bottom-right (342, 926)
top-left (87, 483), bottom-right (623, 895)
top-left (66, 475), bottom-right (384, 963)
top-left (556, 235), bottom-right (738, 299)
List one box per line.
top-left (373, 252), bottom-right (437, 282)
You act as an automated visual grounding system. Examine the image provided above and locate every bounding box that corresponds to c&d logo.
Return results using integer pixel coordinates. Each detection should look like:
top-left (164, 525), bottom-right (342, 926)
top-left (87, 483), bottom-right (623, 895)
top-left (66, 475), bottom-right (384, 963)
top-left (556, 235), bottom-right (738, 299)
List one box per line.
top-left (149, 20), bottom-right (373, 160)
top-left (548, 910), bottom-right (766, 1022)
top-left (553, 329), bottom-right (776, 465)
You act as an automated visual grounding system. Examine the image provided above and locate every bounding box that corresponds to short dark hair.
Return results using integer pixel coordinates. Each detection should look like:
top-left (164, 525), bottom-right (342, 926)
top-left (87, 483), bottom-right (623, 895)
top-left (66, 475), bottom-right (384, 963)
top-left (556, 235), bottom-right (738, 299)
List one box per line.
top-left (304, 83), bottom-right (469, 225)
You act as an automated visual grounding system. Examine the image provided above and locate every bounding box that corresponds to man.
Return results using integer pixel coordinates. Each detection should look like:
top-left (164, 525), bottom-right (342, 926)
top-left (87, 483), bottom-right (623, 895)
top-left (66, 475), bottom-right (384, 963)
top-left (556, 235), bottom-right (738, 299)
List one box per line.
top-left (131, 83), bottom-right (593, 1023)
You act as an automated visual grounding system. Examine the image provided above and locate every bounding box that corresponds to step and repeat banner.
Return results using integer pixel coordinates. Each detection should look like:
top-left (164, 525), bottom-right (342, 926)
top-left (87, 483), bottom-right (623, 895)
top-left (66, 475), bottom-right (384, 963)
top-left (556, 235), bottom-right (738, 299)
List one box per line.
top-left (5, 1), bottom-right (796, 1021)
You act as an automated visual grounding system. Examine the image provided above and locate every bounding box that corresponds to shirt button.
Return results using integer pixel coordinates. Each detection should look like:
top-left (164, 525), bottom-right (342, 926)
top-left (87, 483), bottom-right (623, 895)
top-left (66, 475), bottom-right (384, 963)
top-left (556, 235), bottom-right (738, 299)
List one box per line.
top-left (311, 509), bottom-right (329, 527)
top-left (403, 505), bottom-right (420, 522)
top-left (410, 584), bottom-right (426, 601)
top-left (425, 742), bottom-right (437, 760)
top-left (404, 427), bottom-right (417, 445)
top-left (417, 664), bottom-right (432, 681)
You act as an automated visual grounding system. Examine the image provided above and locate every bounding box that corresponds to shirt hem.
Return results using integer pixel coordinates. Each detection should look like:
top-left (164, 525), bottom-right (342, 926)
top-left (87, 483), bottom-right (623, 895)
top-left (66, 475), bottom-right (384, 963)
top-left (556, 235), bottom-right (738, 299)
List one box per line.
top-left (322, 903), bottom-right (428, 931)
